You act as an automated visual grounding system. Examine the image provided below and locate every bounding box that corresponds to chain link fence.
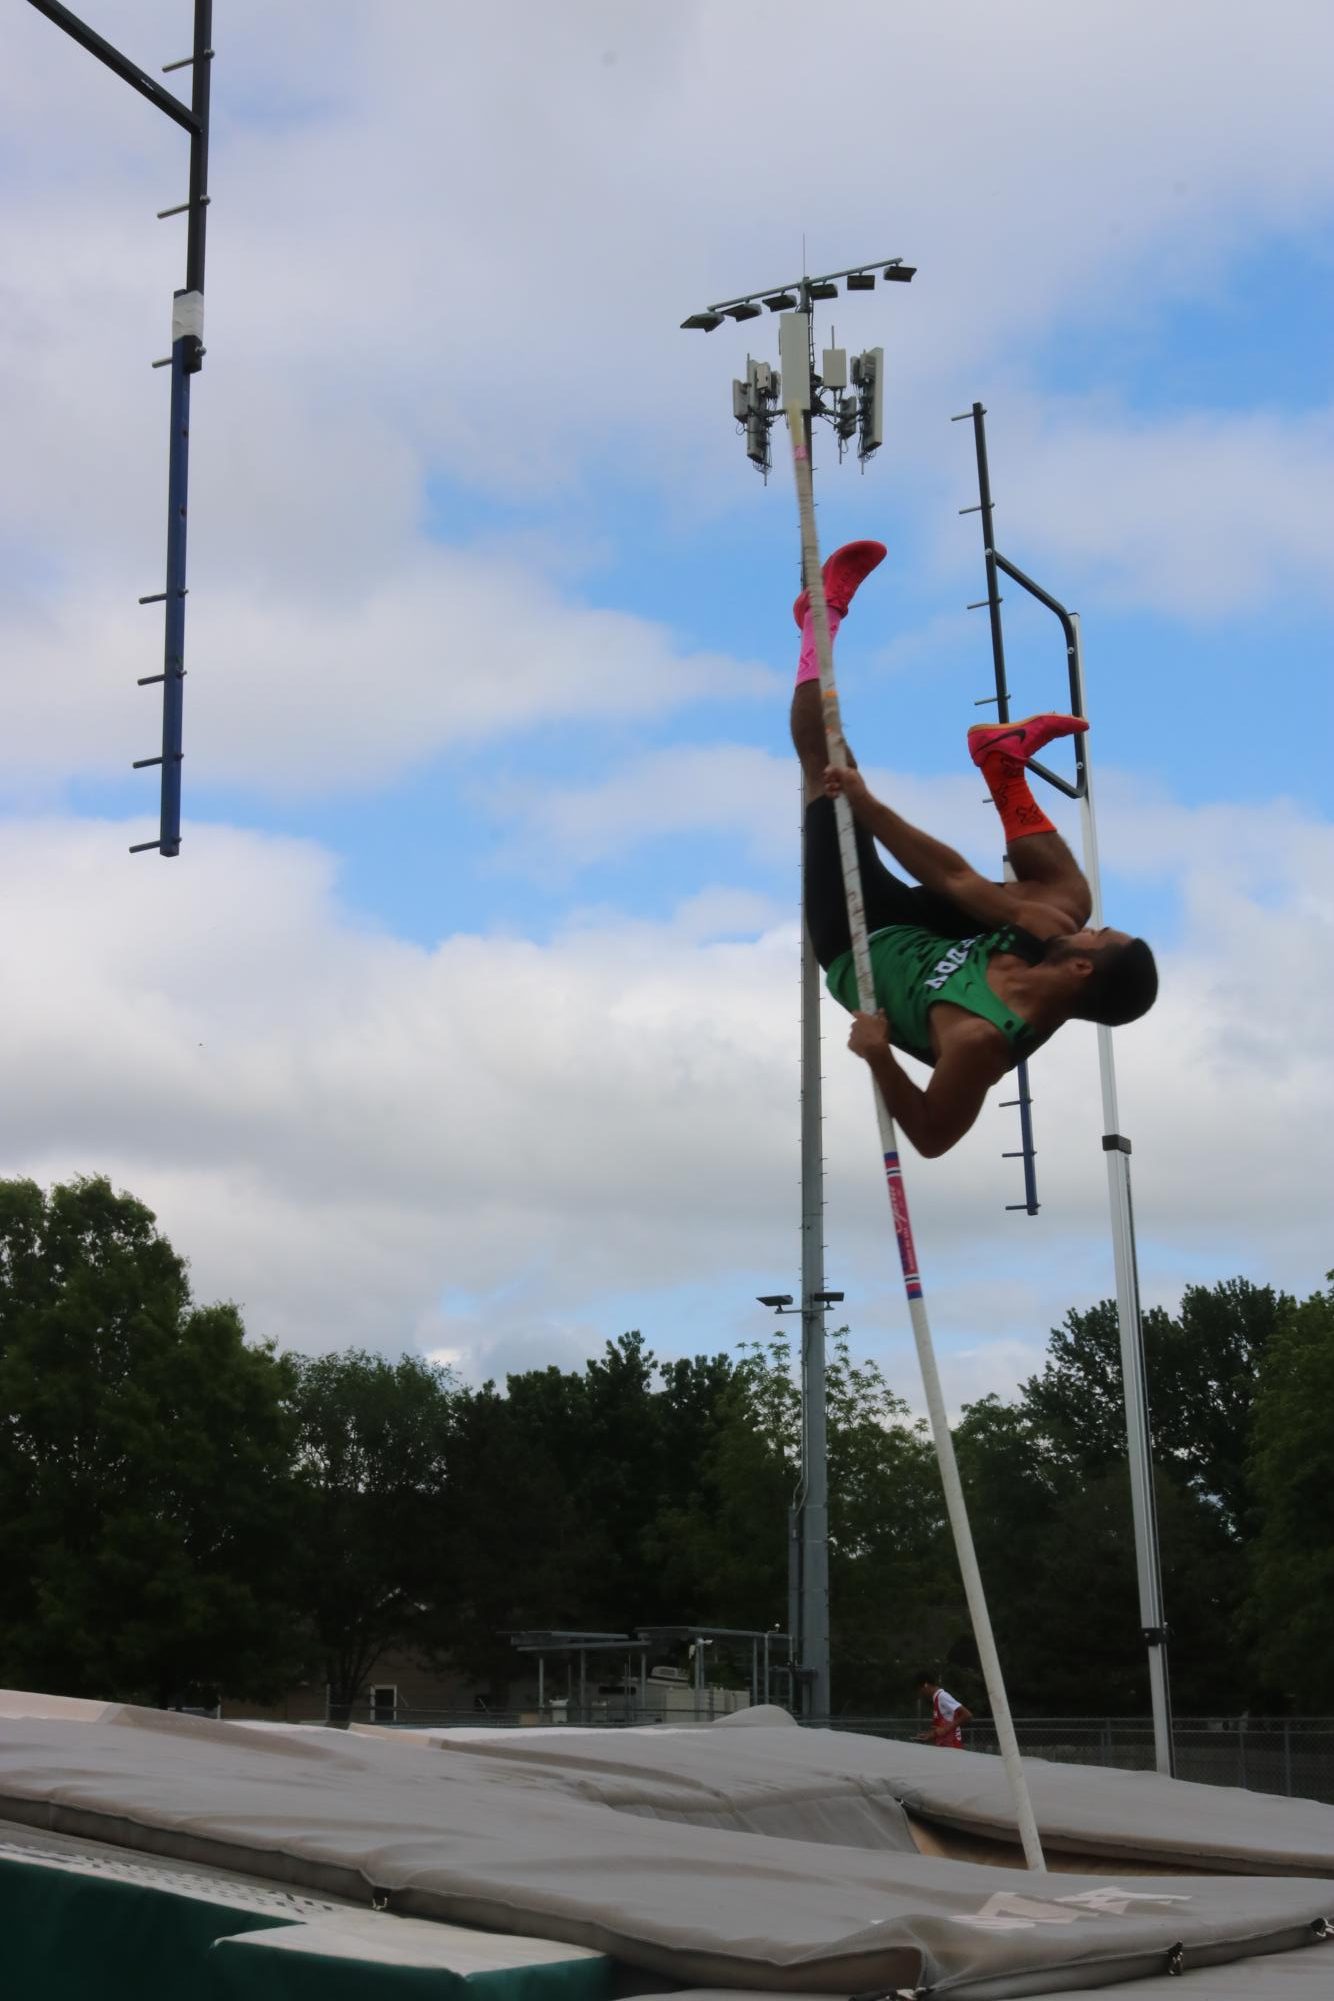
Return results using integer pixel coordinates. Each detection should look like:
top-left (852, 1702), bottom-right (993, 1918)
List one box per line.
top-left (815, 1716), bottom-right (1334, 1804)
top-left (341, 1703), bottom-right (1334, 1803)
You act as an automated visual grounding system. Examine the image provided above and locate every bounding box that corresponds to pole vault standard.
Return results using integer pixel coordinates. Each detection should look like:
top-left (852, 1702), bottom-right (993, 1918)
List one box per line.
top-left (26, 0), bottom-right (213, 859)
top-left (779, 317), bottom-right (1044, 1872)
top-left (956, 402), bottom-right (1174, 1777)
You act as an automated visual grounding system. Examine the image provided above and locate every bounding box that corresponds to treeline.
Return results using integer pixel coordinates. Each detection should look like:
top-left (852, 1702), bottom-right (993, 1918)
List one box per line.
top-left (1, 1175), bottom-right (1330, 1717)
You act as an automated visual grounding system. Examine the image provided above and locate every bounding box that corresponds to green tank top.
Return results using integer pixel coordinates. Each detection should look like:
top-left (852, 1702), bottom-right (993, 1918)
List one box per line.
top-left (826, 924), bottom-right (1037, 1067)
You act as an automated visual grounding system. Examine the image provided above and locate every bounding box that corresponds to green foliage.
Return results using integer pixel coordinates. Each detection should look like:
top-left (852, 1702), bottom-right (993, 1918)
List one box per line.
top-left (1022, 1279), bottom-right (1290, 1538)
top-left (0, 1176), bottom-right (297, 1704)
top-left (1247, 1278), bottom-right (1334, 1705)
top-left (287, 1348), bottom-right (458, 1714)
top-left (1, 1166), bottom-right (1324, 1723)
top-left (957, 1275), bottom-right (1302, 1715)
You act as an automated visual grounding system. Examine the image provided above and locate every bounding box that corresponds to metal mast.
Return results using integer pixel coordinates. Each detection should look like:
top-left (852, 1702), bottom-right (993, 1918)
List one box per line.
top-left (686, 270), bottom-right (1047, 1867)
top-left (797, 885), bottom-right (832, 1720)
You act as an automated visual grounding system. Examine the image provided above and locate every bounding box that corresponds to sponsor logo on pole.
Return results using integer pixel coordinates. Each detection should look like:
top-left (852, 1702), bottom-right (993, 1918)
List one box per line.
top-left (883, 1151), bottom-right (922, 1298)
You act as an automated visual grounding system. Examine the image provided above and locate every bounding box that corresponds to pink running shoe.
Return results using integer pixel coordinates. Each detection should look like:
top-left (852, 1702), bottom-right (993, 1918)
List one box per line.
top-left (792, 539), bottom-right (887, 627)
top-left (968, 712), bottom-right (1089, 767)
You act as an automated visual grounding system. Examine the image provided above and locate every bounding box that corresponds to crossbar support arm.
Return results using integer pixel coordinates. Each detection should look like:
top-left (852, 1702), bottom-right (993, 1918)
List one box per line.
top-left (25, 0), bottom-right (198, 131)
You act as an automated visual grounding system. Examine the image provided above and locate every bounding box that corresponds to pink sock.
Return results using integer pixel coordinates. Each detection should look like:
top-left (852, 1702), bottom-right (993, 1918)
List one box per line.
top-left (795, 606), bottom-right (842, 685)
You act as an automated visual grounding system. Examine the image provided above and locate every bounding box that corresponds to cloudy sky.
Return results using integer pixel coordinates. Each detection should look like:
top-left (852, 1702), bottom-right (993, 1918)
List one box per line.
top-left (4, 0), bottom-right (1332, 1405)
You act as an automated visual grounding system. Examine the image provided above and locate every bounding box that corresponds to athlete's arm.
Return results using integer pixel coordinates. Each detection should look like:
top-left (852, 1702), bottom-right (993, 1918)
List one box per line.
top-left (847, 1012), bottom-right (1008, 1158)
top-left (824, 767), bottom-right (1077, 936)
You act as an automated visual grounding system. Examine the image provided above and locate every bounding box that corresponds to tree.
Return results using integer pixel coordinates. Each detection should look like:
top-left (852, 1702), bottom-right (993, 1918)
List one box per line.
top-left (955, 1276), bottom-right (1293, 1714)
top-left (287, 1349), bottom-right (458, 1717)
top-left (0, 1176), bottom-right (298, 1704)
top-left (445, 1336), bottom-right (744, 1691)
top-left (1246, 1278), bottom-right (1334, 1707)
top-left (646, 1334), bottom-right (951, 1712)
top-left (822, 1340), bottom-right (948, 1711)
top-left (1022, 1279), bottom-right (1291, 1537)
top-left (641, 1336), bottom-right (794, 1638)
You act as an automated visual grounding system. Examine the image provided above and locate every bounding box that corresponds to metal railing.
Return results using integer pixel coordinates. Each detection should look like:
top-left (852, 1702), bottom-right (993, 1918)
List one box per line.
top-left (325, 1703), bottom-right (1334, 1801)
top-left (813, 1716), bottom-right (1334, 1804)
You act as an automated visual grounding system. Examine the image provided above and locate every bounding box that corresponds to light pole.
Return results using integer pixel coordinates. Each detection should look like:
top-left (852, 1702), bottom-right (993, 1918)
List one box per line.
top-left (758, 1286), bottom-right (843, 1719)
top-left (692, 255), bottom-right (914, 1729)
top-left (688, 265), bottom-right (1048, 1872)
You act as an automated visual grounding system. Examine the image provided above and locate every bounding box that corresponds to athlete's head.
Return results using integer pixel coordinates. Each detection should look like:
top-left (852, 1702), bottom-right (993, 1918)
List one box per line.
top-left (1043, 928), bottom-right (1158, 1026)
top-left (914, 1669), bottom-right (940, 1694)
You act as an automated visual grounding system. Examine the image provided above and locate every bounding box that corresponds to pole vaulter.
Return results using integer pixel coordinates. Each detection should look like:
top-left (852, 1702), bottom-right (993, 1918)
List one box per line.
top-left (778, 314), bottom-right (1048, 1873)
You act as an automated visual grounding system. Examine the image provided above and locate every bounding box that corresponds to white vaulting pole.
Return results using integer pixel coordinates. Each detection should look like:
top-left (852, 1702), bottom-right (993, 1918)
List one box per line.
top-left (781, 326), bottom-right (1045, 1871)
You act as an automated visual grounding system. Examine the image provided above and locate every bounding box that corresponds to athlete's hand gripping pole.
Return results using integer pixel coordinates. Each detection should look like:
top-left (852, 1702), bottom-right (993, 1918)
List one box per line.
top-left (782, 358), bottom-right (1046, 1875)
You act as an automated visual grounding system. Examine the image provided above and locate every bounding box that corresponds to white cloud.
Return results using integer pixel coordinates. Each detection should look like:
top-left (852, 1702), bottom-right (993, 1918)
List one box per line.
top-left (6, 0), bottom-right (1334, 807)
top-left (955, 399), bottom-right (1334, 618)
top-left (2, 0), bottom-right (1332, 1412)
top-left (0, 554), bottom-right (775, 791)
top-left (0, 780), bottom-right (1328, 1396)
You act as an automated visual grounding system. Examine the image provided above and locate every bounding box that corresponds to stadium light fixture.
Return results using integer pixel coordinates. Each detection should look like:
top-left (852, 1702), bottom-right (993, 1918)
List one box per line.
top-left (679, 254), bottom-right (913, 473)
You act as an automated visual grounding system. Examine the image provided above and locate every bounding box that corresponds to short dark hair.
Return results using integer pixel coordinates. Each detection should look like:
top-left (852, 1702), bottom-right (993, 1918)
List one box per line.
top-left (1052, 936), bottom-right (1158, 1026)
top-left (913, 1668), bottom-right (937, 1689)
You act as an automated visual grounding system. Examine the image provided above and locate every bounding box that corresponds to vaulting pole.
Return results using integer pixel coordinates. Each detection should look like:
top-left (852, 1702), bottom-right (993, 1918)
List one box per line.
top-left (780, 315), bottom-right (1045, 1870)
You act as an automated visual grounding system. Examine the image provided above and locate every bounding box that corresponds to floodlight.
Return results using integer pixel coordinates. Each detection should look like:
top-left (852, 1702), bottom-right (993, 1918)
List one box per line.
top-left (814, 1291), bottom-right (845, 1305)
top-left (882, 263), bottom-right (916, 283)
top-left (723, 301), bottom-right (763, 322)
top-left (845, 271), bottom-right (875, 290)
top-left (757, 1294), bottom-right (793, 1309)
top-left (763, 291), bottom-right (798, 311)
top-left (681, 311), bottom-right (724, 331)
top-left (808, 280), bottom-right (838, 300)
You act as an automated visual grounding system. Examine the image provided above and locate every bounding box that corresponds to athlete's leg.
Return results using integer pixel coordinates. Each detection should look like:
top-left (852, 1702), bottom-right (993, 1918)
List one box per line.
top-left (804, 796), bottom-right (935, 969)
top-left (791, 678), bottom-right (847, 800)
top-left (969, 715), bottom-right (1093, 924)
top-left (789, 539), bottom-right (886, 797)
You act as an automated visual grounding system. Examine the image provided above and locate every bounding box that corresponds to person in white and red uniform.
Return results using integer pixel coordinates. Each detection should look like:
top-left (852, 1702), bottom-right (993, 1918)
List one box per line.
top-left (915, 1670), bottom-right (972, 1748)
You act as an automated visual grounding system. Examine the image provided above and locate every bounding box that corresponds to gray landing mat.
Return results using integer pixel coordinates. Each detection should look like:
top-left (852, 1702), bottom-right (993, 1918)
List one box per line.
top-left (390, 1715), bottom-right (921, 1850)
top-left (673, 1958), bottom-right (1334, 2001)
top-left (0, 1707), bottom-right (1333, 1998)
top-left (420, 1724), bottom-right (1334, 1878)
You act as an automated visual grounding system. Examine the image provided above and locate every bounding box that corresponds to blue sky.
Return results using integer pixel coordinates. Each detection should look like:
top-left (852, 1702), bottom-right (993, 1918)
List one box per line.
top-left (2, 0), bottom-right (1332, 1404)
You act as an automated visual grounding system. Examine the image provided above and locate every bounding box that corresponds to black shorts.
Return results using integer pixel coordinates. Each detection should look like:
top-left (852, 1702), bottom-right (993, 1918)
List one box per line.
top-left (804, 796), bottom-right (978, 972)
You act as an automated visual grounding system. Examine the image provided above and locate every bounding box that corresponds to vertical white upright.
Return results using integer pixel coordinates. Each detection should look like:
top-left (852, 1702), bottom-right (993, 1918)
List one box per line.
top-left (1070, 613), bottom-right (1175, 1776)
